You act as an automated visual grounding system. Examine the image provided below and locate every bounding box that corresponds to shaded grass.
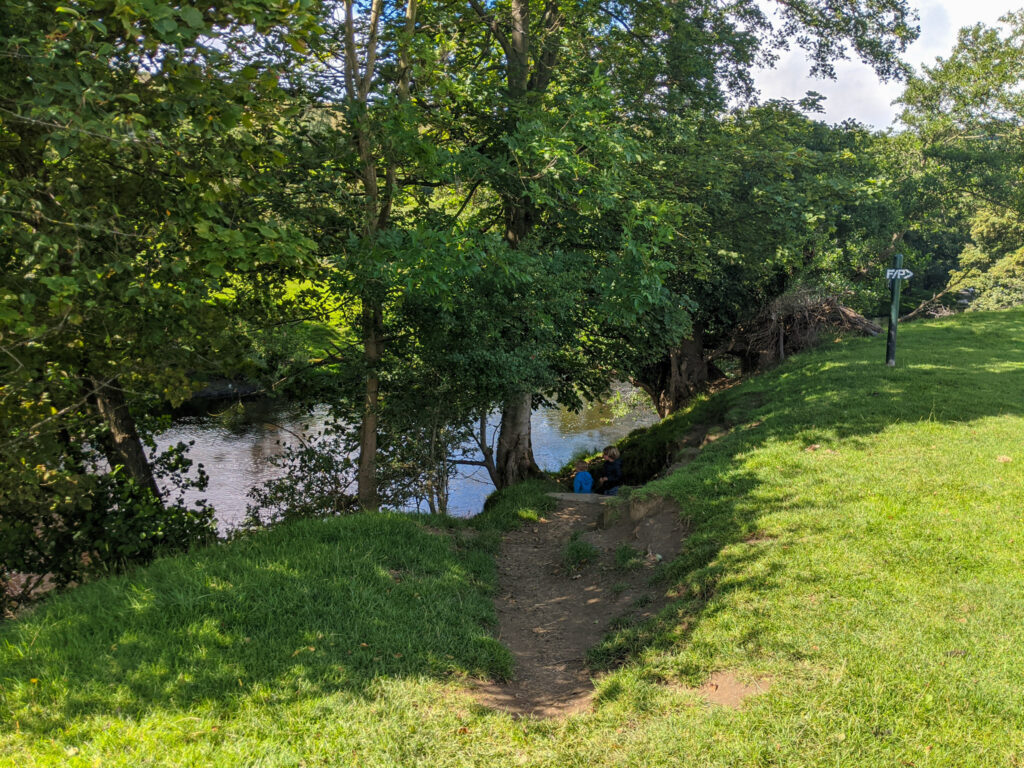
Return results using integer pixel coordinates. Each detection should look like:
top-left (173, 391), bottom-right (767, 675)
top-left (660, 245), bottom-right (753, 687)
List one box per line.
top-left (614, 545), bottom-right (644, 572)
top-left (5, 310), bottom-right (1024, 767)
top-left (562, 532), bottom-right (600, 572)
top-left (1, 514), bottom-right (512, 762)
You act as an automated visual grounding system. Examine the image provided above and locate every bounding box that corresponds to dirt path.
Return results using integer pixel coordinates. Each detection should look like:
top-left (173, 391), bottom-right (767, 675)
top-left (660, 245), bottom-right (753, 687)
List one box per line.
top-left (472, 493), bottom-right (685, 718)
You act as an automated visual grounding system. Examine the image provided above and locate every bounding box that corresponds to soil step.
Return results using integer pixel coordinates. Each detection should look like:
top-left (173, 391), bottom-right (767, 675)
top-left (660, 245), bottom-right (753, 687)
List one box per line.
top-left (546, 492), bottom-right (618, 505)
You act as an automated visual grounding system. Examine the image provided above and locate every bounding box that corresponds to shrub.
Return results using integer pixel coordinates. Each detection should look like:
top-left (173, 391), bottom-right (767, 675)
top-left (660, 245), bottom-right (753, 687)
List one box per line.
top-left (1, 441), bottom-right (215, 615)
top-left (614, 544), bottom-right (644, 571)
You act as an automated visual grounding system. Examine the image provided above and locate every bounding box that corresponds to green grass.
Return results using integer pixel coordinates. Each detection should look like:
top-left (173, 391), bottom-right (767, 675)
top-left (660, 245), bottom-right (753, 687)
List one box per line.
top-left (5, 309), bottom-right (1024, 766)
top-left (614, 545), bottom-right (644, 572)
top-left (562, 532), bottom-right (600, 572)
top-left (472, 478), bottom-right (559, 532)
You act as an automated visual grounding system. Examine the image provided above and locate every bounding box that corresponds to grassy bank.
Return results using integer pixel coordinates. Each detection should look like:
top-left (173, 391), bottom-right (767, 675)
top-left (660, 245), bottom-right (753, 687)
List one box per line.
top-left (3, 310), bottom-right (1024, 766)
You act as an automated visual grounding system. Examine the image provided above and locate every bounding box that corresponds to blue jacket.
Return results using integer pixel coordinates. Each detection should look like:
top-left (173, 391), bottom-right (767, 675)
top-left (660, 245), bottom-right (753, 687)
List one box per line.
top-left (573, 471), bottom-right (594, 493)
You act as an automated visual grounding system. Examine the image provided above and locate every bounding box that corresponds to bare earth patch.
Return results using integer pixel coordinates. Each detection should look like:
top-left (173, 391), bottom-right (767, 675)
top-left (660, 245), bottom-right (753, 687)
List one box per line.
top-left (471, 494), bottom-right (685, 718)
top-left (696, 671), bottom-right (771, 708)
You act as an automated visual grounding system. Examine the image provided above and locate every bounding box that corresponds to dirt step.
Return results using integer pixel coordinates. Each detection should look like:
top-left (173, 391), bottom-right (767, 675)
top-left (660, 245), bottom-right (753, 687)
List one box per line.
top-left (546, 492), bottom-right (618, 505)
top-left (472, 493), bottom-right (685, 718)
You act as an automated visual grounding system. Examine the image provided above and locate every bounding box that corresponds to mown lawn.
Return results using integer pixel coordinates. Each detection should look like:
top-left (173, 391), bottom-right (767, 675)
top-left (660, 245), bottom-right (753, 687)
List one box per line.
top-left (3, 310), bottom-right (1024, 767)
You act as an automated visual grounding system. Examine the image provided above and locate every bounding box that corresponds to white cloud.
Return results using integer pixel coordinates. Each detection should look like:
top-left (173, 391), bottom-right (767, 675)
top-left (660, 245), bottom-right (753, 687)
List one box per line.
top-left (751, 1), bottom-right (1024, 128)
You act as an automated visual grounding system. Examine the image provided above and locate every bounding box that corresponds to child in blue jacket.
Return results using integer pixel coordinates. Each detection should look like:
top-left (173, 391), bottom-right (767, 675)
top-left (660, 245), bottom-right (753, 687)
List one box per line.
top-left (573, 461), bottom-right (594, 493)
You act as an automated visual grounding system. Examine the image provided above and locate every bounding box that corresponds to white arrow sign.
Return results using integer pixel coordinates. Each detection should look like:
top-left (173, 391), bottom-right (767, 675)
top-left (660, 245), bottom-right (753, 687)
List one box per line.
top-left (886, 268), bottom-right (914, 280)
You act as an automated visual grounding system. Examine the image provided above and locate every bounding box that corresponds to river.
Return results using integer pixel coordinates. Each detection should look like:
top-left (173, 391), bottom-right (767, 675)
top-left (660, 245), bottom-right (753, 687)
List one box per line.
top-left (156, 389), bottom-right (659, 530)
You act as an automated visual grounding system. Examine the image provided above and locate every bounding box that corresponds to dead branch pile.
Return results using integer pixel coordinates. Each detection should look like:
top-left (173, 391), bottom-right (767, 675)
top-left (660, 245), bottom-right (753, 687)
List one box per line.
top-left (732, 289), bottom-right (881, 370)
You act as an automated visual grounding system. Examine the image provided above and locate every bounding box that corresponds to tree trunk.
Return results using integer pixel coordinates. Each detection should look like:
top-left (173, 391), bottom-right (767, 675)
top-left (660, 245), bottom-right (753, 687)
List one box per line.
top-left (636, 333), bottom-right (712, 418)
top-left (342, 0), bottom-right (417, 510)
top-left (91, 379), bottom-right (162, 502)
top-left (356, 302), bottom-right (383, 509)
top-left (474, 413), bottom-right (501, 488)
top-left (495, 393), bottom-right (542, 488)
top-left (488, 0), bottom-right (560, 488)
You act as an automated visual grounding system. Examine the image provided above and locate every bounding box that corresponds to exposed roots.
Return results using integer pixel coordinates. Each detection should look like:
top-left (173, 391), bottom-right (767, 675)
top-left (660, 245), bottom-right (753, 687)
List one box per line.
top-left (732, 288), bottom-right (881, 369)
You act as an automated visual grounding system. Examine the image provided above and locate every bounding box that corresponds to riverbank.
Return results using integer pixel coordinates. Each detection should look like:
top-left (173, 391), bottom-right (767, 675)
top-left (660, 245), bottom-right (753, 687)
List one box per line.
top-left (3, 309), bottom-right (1024, 766)
top-left (156, 389), bottom-right (658, 528)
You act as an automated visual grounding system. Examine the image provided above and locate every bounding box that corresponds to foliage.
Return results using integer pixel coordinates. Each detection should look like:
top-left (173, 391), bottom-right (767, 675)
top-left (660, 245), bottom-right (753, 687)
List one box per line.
top-left (244, 430), bottom-right (358, 528)
top-left (0, 0), bottom-right (322, 596)
top-left (0, 0), bottom-right (932, 594)
top-left (617, 100), bottom-right (913, 415)
top-left (896, 13), bottom-right (1024, 312)
top-left (614, 544), bottom-right (644, 572)
top-left (899, 12), bottom-right (1024, 214)
top-left (243, 413), bottom-right (470, 526)
top-left (1, 442), bottom-right (215, 615)
top-left (951, 208), bottom-right (1024, 311)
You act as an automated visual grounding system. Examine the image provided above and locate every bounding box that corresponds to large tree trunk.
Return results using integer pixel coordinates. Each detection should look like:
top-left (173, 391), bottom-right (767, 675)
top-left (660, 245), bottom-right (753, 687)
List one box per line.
top-left (91, 379), bottom-right (162, 502)
top-left (636, 332), bottom-right (716, 418)
top-left (493, 190), bottom-right (544, 485)
top-left (482, 0), bottom-right (560, 489)
top-left (356, 302), bottom-right (383, 509)
top-left (495, 393), bottom-right (542, 488)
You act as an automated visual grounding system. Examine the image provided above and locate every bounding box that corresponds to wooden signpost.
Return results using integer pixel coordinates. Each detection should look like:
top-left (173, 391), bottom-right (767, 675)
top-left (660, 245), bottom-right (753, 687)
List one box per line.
top-left (885, 254), bottom-right (913, 367)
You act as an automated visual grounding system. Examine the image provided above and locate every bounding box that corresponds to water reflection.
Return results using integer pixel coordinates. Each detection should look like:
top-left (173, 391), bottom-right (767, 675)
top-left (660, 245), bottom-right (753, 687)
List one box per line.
top-left (156, 392), bottom-right (658, 530)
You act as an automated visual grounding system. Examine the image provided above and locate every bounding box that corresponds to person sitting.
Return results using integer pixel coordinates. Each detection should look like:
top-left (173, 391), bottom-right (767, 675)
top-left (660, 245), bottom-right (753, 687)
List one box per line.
top-left (595, 445), bottom-right (622, 495)
top-left (572, 460), bottom-right (594, 494)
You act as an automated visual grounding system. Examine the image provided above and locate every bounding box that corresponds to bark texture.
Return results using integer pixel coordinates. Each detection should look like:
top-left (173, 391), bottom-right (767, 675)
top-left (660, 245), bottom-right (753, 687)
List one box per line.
top-left (486, 0), bottom-right (562, 488)
top-left (91, 379), bottom-right (162, 501)
top-left (495, 393), bottom-right (543, 488)
top-left (356, 303), bottom-right (383, 509)
top-left (636, 334), bottom-right (717, 418)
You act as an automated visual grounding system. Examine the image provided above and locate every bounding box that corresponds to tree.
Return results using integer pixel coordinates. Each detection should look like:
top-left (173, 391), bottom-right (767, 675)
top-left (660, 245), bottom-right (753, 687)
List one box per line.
top-left (0, 0), bottom-right (321, 600)
top-left (446, 0), bottom-right (918, 468)
top-left (619, 104), bottom-right (911, 415)
top-left (897, 12), bottom-right (1024, 312)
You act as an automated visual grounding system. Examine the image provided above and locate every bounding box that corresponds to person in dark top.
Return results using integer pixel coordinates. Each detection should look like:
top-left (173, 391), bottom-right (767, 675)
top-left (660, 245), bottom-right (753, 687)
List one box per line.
top-left (595, 445), bottom-right (622, 495)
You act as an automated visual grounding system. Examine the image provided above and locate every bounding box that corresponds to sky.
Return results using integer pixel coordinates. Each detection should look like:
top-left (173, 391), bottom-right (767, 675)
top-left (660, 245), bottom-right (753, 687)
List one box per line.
top-left (752, 1), bottom-right (1024, 129)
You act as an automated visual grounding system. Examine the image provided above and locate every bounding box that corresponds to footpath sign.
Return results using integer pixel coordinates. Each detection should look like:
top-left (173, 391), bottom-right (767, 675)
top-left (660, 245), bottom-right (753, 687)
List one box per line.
top-left (886, 268), bottom-right (914, 281)
top-left (885, 254), bottom-right (913, 367)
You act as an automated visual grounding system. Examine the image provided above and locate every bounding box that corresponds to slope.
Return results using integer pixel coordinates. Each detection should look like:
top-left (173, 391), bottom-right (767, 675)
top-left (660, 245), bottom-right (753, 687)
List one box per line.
top-left (2, 309), bottom-right (1023, 767)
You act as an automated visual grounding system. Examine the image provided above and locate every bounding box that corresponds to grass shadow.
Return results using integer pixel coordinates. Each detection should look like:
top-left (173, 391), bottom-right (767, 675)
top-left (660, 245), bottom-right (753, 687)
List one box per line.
top-left (0, 513), bottom-right (510, 735)
top-left (590, 309), bottom-right (1024, 682)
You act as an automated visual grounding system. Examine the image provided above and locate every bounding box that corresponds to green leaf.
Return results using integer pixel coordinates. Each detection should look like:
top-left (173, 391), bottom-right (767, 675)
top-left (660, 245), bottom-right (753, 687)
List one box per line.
top-left (179, 6), bottom-right (204, 29)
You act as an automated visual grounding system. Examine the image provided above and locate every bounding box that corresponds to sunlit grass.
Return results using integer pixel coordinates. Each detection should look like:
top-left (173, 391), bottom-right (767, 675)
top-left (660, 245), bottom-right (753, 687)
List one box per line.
top-left (4, 310), bottom-right (1024, 767)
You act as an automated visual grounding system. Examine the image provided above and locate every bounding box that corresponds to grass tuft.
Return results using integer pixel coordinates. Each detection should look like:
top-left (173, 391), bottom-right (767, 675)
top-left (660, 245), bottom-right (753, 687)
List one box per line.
top-left (614, 544), bottom-right (644, 571)
top-left (561, 532), bottom-right (600, 572)
top-left (473, 479), bottom-right (559, 533)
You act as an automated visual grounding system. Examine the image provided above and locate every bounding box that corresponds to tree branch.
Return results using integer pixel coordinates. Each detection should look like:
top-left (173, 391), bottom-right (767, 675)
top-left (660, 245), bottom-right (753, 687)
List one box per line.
top-left (453, 180), bottom-right (482, 222)
top-left (360, 0), bottom-right (386, 101)
top-left (466, 0), bottom-right (512, 60)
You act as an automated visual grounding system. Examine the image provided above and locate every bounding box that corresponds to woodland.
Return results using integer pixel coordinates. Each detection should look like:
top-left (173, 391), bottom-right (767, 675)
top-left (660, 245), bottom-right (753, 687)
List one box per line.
top-left (3, 0), bottom-right (1024, 608)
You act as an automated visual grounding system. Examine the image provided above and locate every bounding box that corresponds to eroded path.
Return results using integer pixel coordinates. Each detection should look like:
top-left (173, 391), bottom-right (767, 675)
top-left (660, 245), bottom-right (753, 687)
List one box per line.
top-left (472, 493), bottom-right (685, 717)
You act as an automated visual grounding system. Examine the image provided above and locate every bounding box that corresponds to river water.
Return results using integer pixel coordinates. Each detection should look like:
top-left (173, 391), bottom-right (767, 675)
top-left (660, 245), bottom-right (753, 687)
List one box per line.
top-left (156, 391), bottom-right (659, 530)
